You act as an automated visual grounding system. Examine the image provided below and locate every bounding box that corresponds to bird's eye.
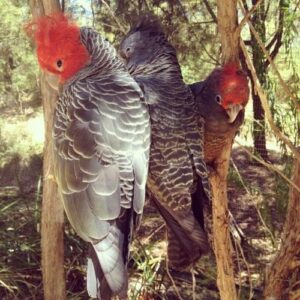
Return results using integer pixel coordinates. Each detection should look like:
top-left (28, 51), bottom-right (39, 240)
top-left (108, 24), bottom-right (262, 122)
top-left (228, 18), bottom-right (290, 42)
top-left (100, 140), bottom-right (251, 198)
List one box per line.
top-left (215, 94), bottom-right (222, 104)
top-left (56, 59), bottom-right (63, 69)
top-left (126, 47), bottom-right (131, 53)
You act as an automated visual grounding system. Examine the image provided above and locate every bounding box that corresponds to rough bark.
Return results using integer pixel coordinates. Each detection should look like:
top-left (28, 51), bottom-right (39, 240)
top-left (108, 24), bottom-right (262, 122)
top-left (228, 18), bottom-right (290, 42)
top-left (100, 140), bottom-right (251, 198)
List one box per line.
top-left (264, 155), bottom-right (300, 300)
top-left (28, 1), bottom-right (66, 300)
top-left (210, 134), bottom-right (238, 300)
top-left (212, 1), bottom-right (240, 299)
top-left (217, 0), bottom-right (239, 64)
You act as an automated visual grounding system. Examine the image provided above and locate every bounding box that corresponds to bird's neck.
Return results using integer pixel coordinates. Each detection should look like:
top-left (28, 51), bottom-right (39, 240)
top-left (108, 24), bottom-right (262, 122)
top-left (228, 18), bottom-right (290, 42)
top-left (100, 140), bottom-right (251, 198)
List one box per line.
top-left (64, 27), bottom-right (125, 87)
top-left (130, 47), bottom-right (183, 84)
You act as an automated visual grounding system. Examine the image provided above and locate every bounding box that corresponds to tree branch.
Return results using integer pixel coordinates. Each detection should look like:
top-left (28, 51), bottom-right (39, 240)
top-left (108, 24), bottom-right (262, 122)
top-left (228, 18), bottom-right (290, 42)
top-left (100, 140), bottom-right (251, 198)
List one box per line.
top-left (237, 0), bottom-right (263, 34)
top-left (203, 0), bottom-right (218, 24)
top-left (238, 0), bottom-right (300, 111)
top-left (265, 0), bottom-right (285, 68)
top-left (100, 0), bottom-right (127, 34)
top-left (240, 39), bottom-right (300, 162)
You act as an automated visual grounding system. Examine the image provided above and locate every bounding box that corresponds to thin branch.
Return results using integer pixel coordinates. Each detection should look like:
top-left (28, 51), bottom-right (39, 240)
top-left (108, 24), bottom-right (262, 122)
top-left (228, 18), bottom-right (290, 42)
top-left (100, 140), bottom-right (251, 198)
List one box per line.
top-left (264, 0), bottom-right (271, 20)
top-left (143, 223), bottom-right (165, 244)
top-left (233, 238), bottom-right (242, 300)
top-left (203, 0), bottom-right (217, 24)
top-left (235, 140), bottom-right (300, 194)
top-left (199, 41), bottom-right (219, 65)
top-left (238, 0), bottom-right (300, 111)
top-left (265, 0), bottom-right (285, 67)
top-left (237, 0), bottom-right (263, 34)
top-left (100, 0), bottom-right (126, 34)
top-left (165, 255), bottom-right (183, 300)
top-left (236, 239), bottom-right (253, 300)
top-left (240, 40), bottom-right (300, 162)
top-left (91, 0), bottom-right (95, 28)
top-left (230, 156), bottom-right (276, 244)
top-left (191, 268), bottom-right (196, 300)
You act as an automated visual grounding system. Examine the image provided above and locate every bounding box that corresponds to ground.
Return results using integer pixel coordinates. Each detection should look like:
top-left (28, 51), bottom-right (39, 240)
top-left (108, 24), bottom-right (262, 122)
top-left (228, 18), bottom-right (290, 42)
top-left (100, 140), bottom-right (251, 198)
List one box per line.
top-left (0, 145), bottom-right (290, 299)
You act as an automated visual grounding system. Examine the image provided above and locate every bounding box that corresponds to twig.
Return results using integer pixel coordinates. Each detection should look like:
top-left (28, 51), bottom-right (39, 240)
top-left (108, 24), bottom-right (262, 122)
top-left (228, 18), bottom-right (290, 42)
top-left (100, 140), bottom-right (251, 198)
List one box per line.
top-left (91, 0), bottom-right (95, 28)
top-left (230, 156), bottom-right (276, 245)
top-left (143, 223), bottom-right (165, 244)
top-left (238, 0), bottom-right (300, 111)
top-left (235, 140), bottom-right (300, 194)
top-left (165, 255), bottom-right (183, 300)
top-left (203, 0), bottom-right (217, 23)
top-left (191, 267), bottom-right (196, 300)
top-left (236, 240), bottom-right (253, 300)
top-left (100, 0), bottom-right (126, 34)
top-left (237, 0), bottom-right (263, 34)
top-left (240, 39), bottom-right (300, 162)
top-left (232, 234), bottom-right (242, 300)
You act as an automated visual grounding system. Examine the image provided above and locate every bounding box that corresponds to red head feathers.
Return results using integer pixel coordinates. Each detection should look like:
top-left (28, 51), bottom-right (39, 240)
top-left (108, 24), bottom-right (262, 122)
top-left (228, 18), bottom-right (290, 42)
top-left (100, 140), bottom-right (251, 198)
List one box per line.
top-left (25, 13), bottom-right (90, 82)
top-left (214, 63), bottom-right (249, 123)
top-left (218, 63), bottom-right (249, 109)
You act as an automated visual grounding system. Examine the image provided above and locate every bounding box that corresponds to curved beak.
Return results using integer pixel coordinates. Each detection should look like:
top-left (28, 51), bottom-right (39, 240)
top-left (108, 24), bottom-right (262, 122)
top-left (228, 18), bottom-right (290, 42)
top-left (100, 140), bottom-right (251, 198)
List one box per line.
top-left (225, 104), bottom-right (243, 123)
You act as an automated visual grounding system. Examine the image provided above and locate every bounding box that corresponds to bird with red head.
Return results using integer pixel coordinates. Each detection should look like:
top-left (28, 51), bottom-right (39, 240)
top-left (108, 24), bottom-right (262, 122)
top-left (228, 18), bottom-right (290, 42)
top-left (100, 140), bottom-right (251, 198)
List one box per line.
top-left (218, 63), bottom-right (249, 122)
top-left (190, 63), bottom-right (250, 164)
top-left (25, 13), bottom-right (150, 300)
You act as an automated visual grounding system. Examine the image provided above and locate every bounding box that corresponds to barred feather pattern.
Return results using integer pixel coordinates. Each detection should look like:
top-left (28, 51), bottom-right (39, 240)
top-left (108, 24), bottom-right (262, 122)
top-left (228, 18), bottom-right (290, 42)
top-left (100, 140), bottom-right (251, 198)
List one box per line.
top-left (53, 27), bottom-right (150, 299)
top-left (121, 24), bottom-right (211, 268)
top-left (189, 80), bottom-right (245, 165)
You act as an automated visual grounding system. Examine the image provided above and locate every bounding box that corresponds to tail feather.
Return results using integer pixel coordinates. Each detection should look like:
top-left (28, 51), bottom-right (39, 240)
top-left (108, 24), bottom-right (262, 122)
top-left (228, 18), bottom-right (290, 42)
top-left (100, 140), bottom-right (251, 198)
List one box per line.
top-left (150, 193), bottom-right (209, 269)
top-left (87, 224), bottom-right (128, 299)
top-left (87, 257), bottom-right (99, 299)
top-left (88, 245), bottom-right (112, 300)
top-left (167, 230), bottom-right (198, 269)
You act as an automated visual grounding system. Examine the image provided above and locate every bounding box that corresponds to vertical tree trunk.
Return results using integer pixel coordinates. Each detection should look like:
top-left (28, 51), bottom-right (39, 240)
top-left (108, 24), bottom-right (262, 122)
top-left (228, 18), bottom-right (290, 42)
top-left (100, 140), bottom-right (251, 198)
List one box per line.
top-left (212, 1), bottom-right (239, 299)
top-left (264, 155), bottom-right (300, 299)
top-left (28, 1), bottom-right (66, 300)
top-left (251, 0), bottom-right (269, 161)
top-left (210, 140), bottom-right (238, 300)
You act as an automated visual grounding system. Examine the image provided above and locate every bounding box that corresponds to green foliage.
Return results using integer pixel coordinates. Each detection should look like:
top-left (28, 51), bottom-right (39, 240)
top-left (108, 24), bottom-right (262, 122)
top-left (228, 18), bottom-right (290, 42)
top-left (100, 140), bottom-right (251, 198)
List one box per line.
top-left (69, 0), bottom-right (220, 83)
top-left (0, 0), bottom-right (39, 110)
top-left (0, 113), bottom-right (44, 167)
top-left (130, 242), bottom-right (163, 299)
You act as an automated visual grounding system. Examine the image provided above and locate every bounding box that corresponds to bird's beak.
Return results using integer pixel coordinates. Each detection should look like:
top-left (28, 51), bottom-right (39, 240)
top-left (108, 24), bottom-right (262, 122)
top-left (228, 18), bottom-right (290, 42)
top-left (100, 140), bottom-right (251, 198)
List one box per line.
top-left (225, 104), bottom-right (243, 123)
top-left (40, 71), bottom-right (60, 90)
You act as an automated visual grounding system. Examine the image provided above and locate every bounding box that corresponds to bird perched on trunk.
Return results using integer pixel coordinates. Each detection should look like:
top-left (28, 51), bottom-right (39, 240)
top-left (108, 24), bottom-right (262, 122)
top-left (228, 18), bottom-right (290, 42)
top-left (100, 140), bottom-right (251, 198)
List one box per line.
top-left (26, 13), bottom-right (150, 299)
top-left (189, 64), bottom-right (249, 166)
top-left (120, 14), bottom-right (211, 270)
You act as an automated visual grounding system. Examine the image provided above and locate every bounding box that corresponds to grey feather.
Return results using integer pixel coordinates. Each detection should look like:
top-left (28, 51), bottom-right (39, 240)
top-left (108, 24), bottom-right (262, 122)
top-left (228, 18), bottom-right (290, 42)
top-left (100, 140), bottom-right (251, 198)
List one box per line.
top-left (53, 27), bottom-right (150, 298)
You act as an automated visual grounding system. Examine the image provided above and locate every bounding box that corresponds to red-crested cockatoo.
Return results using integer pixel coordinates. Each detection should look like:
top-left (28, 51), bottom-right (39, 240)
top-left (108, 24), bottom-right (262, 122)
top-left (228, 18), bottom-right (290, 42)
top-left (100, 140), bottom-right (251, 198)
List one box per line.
top-left (190, 63), bottom-right (249, 165)
top-left (26, 13), bottom-right (150, 299)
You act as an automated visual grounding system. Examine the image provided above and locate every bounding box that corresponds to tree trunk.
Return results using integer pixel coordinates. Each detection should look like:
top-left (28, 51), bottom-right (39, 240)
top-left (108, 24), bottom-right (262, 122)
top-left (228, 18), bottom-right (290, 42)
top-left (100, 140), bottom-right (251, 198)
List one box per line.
top-left (210, 138), bottom-right (238, 300)
top-left (251, 0), bottom-right (269, 161)
top-left (217, 0), bottom-right (239, 64)
top-left (264, 155), bottom-right (300, 300)
top-left (211, 1), bottom-right (239, 299)
top-left (28, 2), bottom-right (66, 300)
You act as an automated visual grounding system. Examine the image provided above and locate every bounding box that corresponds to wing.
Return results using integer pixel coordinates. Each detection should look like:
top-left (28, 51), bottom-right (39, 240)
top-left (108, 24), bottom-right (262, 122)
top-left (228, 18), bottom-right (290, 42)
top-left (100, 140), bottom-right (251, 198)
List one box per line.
top-left (53, 73), bottom-right (150, 295)
top-left (54, 72), bottom-right (149, 240)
